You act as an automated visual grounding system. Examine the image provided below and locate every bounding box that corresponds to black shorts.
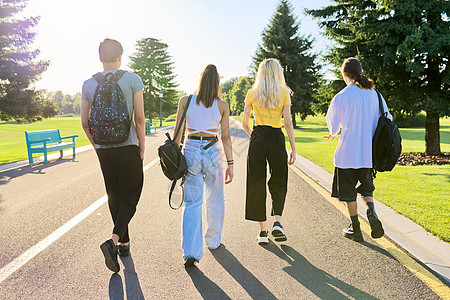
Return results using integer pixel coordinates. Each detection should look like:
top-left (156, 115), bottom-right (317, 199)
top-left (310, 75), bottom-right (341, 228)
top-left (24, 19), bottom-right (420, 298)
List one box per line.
top-left (331, 167), bottom-right (375, 202)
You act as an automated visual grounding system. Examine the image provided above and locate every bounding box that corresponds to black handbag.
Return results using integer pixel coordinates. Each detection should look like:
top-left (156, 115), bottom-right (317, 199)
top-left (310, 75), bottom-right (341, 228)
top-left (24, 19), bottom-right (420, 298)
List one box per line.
top-left (157, 95), bottom-right (192, 209)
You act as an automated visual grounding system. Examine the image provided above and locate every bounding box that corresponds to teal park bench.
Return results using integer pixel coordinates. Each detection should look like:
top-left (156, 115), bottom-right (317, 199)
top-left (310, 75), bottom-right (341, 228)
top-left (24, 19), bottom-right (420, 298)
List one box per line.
top-left (145, 121), bottom-right (157, 134)
top-left (25, 129), bottom-right (78, 164)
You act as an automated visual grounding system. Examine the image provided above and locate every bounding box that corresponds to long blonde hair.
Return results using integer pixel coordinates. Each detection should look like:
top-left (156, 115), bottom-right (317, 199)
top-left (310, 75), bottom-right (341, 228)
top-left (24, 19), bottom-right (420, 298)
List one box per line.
top-left (252, 58), bottom-right (291, 109)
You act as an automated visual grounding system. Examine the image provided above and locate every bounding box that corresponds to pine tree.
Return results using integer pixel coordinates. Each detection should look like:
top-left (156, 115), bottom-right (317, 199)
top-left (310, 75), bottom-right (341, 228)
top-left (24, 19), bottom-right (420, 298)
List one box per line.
top-left (307, 0), bottom-right (449, 155)
top-left (128, 38), bottom-right (178, 121)
top-left (0, 0), bottom-right (49, 121)
top-left (252, 0), bottom-right (321, 128)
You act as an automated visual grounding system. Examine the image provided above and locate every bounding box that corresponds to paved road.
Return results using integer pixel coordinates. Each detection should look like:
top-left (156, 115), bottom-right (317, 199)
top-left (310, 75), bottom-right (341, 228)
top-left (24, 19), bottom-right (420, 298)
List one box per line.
top-left (0, 122), bottom-right (441, 299)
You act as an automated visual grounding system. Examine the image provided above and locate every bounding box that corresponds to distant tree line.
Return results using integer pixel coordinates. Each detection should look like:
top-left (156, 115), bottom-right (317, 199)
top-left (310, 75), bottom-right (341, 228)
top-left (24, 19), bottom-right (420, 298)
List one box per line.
top-left (1, 0), bottom-right (446, 154)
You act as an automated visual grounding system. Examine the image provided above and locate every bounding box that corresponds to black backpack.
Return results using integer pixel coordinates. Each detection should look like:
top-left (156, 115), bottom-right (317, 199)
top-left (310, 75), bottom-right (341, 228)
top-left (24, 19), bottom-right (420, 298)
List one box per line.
top-left (372, 90), bottom-right (402, 175)
top-left (157, 95), bottom-right (192, 209)
top-left (88, 70), bottom-right (131, 145)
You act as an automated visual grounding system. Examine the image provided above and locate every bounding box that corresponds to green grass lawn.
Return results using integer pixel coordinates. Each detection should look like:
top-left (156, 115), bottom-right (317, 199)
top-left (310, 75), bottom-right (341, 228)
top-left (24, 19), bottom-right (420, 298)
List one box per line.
top-left (0, 114), bottom-right (176, 165)
top-left (235, 115), bottom-right (450, 242)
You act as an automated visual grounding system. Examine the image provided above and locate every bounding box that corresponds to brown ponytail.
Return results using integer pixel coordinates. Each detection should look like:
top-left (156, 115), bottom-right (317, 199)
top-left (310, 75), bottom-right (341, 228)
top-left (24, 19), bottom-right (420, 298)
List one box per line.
top-left (341, 57), bottom-right (374, 90)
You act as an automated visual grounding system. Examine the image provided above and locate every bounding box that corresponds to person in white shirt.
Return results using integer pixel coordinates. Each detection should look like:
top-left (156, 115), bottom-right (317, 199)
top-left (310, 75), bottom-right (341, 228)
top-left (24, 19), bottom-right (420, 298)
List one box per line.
top-left (324, 57), bottom-right (392, 242)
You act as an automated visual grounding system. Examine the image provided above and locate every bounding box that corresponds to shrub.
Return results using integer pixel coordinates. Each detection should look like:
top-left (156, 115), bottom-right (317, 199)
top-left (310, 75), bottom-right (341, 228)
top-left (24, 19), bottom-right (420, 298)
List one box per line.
top-left (394, 113), bottom-right (426, 128)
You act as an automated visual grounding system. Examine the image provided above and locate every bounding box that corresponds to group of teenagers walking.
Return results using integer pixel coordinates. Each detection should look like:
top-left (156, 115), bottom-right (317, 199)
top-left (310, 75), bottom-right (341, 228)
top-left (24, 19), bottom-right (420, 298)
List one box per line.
top-left (81, 38), bottom-right (389, 273)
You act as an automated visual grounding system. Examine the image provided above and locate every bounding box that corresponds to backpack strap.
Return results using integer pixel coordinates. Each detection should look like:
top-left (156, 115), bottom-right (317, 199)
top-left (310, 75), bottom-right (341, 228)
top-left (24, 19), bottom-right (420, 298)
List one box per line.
top-left (375, 89), bottom-right (386, 117)
top-left (93, 70), bottom-right (127, 83)
top-left (173, 94), bottom-right (193, 142)
top-left (168, 177), bottom-right (184, 210)
top-left (112, 70), bottom-right (127, 82)
top-left (93, 72), bottom-right (106, 84)
top-left (167, 94), bottom-right (193, 210)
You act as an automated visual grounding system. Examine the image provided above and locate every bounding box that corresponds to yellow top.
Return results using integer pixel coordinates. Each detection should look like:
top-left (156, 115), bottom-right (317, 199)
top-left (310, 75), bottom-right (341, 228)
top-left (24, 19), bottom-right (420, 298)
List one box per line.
top-left (244, 87), bottom-right (291, 128)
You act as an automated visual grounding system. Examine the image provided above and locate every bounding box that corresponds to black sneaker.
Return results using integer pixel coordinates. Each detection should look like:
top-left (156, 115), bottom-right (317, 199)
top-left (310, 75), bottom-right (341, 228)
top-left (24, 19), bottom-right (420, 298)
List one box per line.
top-left (367, 209), bottom-right (384, 239)
top-left (184, 257), bottom-right (198, 267)
top-left (118, 244), bottom-right (130, 257)
top-left (100, 239), bottom-right (120, 272)
top-left (257, 230), bottom-right (269, 245)
top-left (342, 223), bottom-right (364, 242)
top-left (271, 221), bottom-right (287, 242)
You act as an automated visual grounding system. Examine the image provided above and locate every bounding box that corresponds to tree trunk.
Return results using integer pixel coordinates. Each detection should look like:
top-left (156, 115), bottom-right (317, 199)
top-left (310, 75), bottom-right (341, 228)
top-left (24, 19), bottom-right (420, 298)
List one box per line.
top-left (425, 112), bottom-right (441, 156)
top-left (291, 111), bottom-right (298, 129)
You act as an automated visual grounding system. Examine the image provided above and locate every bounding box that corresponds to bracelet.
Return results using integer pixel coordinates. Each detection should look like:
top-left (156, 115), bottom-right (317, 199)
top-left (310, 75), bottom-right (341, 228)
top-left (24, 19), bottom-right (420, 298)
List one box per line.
top-left (227, 159), bottom-right (234, 163)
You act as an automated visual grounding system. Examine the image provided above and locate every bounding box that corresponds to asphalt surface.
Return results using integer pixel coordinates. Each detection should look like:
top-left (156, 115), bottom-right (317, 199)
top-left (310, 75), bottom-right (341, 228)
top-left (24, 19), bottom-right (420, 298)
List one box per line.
top-left (0, 121), bottom-right (441, 299)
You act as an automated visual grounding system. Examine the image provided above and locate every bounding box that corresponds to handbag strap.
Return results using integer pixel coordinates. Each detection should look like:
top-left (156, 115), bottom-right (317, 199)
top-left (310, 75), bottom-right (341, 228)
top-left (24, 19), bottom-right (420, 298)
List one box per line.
top-left (173, 94), bottom-right (193, 142)
top-left (375, 89), bottom-right (386, 117)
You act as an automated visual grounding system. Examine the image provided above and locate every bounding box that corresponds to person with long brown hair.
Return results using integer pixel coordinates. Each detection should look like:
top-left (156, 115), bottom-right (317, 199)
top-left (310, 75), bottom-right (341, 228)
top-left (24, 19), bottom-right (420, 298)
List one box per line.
top-left (174, 64), bottom-right (233, 267)
top-left (324, 57), bottom-right (392, 242)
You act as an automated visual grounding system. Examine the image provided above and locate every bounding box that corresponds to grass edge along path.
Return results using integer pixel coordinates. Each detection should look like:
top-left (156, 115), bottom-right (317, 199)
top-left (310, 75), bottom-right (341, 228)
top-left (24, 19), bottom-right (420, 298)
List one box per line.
top-left (233, 115), bottom-right (449, 243)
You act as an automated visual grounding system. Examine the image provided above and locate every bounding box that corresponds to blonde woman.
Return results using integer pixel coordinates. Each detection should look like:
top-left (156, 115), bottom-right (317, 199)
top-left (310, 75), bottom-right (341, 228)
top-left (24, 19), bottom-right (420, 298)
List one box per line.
top-left (242, 58), bottom-right (296, 245)
top-left (174, 64), bottom-right (233, 266)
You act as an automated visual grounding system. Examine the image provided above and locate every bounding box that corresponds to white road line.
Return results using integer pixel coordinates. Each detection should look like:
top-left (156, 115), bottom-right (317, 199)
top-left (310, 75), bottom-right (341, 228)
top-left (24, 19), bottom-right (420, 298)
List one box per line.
top-left (0, 157), bottom-right (160, 284)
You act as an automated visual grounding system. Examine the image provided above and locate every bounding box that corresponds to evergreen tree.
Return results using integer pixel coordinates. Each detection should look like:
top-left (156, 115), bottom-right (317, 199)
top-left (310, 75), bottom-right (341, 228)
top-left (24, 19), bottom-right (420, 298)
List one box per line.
top-left (252, 0), bottom-right (321, 128)
top-left (128, 38), bottom-right (178, 121)
top-left (307, 0), bottom-right (449, 155)
top-left (229, 76), bottom-right (253, 115)
top-left (0, 0), bottom-right (49, 121)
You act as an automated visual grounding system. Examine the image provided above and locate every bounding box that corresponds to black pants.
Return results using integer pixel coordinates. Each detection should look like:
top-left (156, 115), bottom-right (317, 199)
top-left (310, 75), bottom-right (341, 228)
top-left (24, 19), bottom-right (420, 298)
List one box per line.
top-left (246, 126), bottom-right (288, 221)
top-left (97, 145), bottom-right (143, 243)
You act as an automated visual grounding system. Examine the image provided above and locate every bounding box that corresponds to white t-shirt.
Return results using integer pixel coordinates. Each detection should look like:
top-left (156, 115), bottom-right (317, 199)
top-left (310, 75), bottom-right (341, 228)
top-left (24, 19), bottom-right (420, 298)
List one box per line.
top-left (326, 85), bottom-right (392, 169)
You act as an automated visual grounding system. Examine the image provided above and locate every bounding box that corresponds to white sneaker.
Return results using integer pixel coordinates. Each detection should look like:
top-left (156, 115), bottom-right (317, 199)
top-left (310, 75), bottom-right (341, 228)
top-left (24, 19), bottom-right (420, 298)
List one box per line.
top-left (257, 230), bottom-right (269, 245)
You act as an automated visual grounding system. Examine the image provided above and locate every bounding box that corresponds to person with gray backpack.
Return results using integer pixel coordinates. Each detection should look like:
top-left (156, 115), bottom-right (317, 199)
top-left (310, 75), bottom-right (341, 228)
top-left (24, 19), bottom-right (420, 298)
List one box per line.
top-left (81, 38), bottom-right (146, 272)
top-left (324, 57), bottom-right (392, 242)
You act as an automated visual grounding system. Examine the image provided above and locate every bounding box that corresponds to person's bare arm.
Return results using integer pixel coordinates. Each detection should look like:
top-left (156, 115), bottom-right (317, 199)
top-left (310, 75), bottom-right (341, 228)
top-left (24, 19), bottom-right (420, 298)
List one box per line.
top-left (80, 99), bottom-right (96, 150)
top-left (133, 89), bottom-right (145, 160)
top-left (283, 104), bottom-right (296, 165)
top-left (218, 100), bottom-right (234, 184)
top-left (174, 96), bottom-right (188, 146)
top-left (242, 104), bottom-right (253, 136)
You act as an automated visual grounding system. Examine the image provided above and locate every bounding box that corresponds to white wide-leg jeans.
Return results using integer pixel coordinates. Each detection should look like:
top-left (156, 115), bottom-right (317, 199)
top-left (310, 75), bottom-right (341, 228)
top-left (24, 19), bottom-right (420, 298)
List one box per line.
top-left (182, 139), bottom-right (225, 262)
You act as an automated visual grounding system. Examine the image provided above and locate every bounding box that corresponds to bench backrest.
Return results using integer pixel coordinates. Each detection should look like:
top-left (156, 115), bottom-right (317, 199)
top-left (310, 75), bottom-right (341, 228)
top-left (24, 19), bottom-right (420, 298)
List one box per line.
top-left (25, 129), bottom-right (62, 147)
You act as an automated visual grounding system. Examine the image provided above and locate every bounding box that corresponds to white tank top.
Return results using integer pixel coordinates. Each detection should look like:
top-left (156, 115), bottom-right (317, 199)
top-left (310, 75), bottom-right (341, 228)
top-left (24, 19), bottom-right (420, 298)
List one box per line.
top-left (186, 94), bottom-right (221, 135)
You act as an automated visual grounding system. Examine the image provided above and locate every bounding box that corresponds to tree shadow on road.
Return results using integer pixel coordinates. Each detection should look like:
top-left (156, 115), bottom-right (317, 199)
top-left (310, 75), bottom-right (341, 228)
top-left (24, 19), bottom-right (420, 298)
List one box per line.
top-left (210, 244), bottom-right (277, 299)
top-left (120, 254), bottom-right (145, 300)
top-left (262, 243), bottom-right (378, 299)
top-left (0, 158), bottom-right (77, 185)
top-left (109, 273), bottom-right (124, 300)
top-left (185, 264), bottom-right (231, 300)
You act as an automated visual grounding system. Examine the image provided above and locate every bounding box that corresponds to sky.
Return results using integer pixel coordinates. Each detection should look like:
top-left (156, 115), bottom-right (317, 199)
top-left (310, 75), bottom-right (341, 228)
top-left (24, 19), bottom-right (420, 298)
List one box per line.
top-left (23, 0), bottom-right (334, 95)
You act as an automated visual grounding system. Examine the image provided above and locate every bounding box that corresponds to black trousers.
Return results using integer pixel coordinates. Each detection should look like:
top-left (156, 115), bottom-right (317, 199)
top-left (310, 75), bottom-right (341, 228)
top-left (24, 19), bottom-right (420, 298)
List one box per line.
top-left (245, 126), bottom-right (288, 221)
top-left (97, 145), bottom-right (143, 243)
